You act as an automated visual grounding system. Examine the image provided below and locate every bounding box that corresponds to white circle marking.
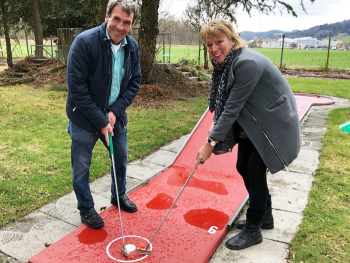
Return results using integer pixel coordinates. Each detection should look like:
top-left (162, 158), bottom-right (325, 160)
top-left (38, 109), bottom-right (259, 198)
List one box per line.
top-left (106, 235), bottom-right (152, 262)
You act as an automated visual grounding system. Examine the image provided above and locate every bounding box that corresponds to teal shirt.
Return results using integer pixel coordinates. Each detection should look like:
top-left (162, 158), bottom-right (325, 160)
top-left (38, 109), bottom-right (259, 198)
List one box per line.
top-left (106, 29), bottom-right (126, 107)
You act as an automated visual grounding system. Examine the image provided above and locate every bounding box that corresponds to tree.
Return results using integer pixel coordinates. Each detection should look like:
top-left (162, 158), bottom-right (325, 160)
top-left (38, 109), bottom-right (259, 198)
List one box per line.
top-left (0, 0), bottom-right (12, 66)
top-left (30, 0), bottom-right (43, 58)
top-left (138, 0), bottom-right (160, 84)
top-left (183, 0), bottom-right (231, 69)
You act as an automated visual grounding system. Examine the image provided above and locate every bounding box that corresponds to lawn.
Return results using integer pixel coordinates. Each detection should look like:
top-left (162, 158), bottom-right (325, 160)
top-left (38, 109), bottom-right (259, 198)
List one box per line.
top-left (155, 45), bottom-right (350, 70)
top-left (286, 77), bottom-right (350, 263)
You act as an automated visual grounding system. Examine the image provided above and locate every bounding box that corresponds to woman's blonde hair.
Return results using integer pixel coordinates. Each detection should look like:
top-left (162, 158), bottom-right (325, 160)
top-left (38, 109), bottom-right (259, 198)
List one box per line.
top-left (200, 19), bottom-right (247, 51)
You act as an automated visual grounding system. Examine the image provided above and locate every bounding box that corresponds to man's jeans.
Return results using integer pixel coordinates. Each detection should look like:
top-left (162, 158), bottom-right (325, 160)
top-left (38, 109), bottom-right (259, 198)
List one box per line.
top-left (67, 119), bottom-right (127, 214)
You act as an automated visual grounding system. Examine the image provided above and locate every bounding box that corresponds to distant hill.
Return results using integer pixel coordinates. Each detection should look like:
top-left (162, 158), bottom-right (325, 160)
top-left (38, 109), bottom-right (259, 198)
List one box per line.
top-left (239, 19), bottom-right (350, 41)
top-left (239, 30), bottom-right (284, 41)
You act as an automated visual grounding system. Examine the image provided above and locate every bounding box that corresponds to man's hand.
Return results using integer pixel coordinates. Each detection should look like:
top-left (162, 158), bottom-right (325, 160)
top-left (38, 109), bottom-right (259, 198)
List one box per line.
top-left (107, 111), bottom-right (117, 130)
top-left (101, 123), bottom-right (114, 146)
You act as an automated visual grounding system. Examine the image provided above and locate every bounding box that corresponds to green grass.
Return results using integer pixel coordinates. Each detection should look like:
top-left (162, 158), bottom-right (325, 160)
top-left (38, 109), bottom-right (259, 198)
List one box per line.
top-left (0, 85), bottom-right (207, 227)
top-left (155, 45), bottom-right (350, 70)
top-left (1, 44), bottom-right (59, 58)
top-left (286, 77), bottom-right (350, 263)
top-left (254, 48), bottom-right (350, 69)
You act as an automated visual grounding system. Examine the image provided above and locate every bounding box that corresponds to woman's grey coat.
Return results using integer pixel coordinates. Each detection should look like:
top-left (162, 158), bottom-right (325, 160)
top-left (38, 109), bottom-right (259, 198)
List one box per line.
top-left (210, 47), bottom-right (301, 174)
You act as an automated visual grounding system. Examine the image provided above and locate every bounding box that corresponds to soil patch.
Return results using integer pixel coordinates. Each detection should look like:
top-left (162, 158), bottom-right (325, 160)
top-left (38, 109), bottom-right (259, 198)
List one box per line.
top-left (282, 67), bottom-right (350, 79)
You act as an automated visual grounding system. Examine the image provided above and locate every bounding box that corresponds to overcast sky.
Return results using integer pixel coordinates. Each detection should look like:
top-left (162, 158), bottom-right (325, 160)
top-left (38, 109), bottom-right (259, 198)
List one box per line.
top-left (165, 0), bottom-right (350, 33)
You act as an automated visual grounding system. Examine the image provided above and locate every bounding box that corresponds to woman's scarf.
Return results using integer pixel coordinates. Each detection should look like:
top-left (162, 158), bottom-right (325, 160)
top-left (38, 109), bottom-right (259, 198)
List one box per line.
top-left (208, 47), bottom-right (235, 154)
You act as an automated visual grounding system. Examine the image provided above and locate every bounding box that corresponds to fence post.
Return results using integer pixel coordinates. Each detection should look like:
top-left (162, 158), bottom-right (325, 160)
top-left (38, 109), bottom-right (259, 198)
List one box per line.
top-left (25, 32), bottom-right (30, 56)
top-left (326, 33), bottom-right (331, 69)
top-left (51, 35), bottom-right (53, 58)
top-left (280, 34), bottom-right (285, 70)
top-left (198, 37), bottom-right (201, 66)
top-left (163, 34), bottom-right (165, 63)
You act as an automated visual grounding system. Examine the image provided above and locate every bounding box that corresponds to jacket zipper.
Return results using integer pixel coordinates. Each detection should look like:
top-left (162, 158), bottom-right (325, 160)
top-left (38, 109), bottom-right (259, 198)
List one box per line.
top-left (122, 48), bottom-right (134, 81)
top-left (243, 106), bottom-right (289, 172)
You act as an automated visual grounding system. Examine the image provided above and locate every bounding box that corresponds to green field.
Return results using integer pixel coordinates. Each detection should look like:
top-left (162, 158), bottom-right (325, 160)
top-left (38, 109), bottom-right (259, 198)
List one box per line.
top-left (156, 45), bottom-right (350, 69)
top-left (3, 43), bottom-right (349, 69)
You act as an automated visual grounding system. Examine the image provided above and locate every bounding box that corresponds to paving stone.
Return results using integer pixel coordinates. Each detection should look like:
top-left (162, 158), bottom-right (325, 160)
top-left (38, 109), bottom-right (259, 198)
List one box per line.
top-left (39, 192), bottom-right (110, 227)
top-left (287, 149), bottom-right (319, 175)
top-left (160, 135), bottom-right (189, 152)
top-left (0, 212), bottom-right (76, 262)
top-left (126, 160), bottom-right (165, 180)
top-left (142, 149), bottom-right (177, 166)
top-left (209, 229), bottom-right (288, 263)
top-left (267, 170), bottom-right (314, 191)
top-left (269, 186), bottom-right (309, 214)
top-left (262, 209), bottom-right (303, 243)
top-left (0, 252), bottom-right (21, 263)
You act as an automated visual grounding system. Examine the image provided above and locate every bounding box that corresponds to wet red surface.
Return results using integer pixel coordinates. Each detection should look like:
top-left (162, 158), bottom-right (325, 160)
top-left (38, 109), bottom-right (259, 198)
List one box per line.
top-left (184, 209), bottom-right (229, 231)
top-left (167, 167), bottom-right (228, 195)
top-left (29, 94), bottom-right (334, 263)
top-left (146, 193), bottom-right (178, 210)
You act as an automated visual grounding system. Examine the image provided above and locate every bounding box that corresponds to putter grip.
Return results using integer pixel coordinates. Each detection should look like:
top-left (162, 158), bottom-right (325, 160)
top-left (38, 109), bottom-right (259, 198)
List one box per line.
top-left (106, 113), bottom-right (114, 154)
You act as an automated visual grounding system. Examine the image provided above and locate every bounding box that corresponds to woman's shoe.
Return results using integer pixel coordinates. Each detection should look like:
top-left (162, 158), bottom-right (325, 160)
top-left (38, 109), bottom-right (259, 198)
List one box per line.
top-left (226, 211), bottom-right (264, 250)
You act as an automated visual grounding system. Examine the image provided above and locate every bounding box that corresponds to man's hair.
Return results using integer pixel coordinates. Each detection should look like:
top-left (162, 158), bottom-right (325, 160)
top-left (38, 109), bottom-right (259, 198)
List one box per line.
top-left (106, 0), bottom-right (139, 25)
top-left (200, 19), bottom-right (247, 51)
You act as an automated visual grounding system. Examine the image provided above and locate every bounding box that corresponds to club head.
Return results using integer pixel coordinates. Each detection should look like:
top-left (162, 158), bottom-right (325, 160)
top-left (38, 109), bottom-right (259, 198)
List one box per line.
top-left (121, 248), bottom-right (130, 257)
top-left (136, 247), bottom-right (152, 255)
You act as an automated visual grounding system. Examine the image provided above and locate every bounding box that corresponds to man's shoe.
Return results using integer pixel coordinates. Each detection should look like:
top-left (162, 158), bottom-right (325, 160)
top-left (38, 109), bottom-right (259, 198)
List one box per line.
top-left (80, 208), bottom-right (104, 229)
top-left (111, 195), bottom-right (138, 213)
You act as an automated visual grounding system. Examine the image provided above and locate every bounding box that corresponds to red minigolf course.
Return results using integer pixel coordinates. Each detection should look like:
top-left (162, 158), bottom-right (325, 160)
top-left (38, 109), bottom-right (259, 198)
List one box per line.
top-left (29, 93), bottom-right (334, 263)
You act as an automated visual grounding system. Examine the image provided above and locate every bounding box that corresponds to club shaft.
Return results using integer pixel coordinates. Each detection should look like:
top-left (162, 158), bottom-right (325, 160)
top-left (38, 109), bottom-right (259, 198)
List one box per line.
top-left (111, 154), bottom-right (125, 245)
top-left (146, 169), bottom-right (196, 249)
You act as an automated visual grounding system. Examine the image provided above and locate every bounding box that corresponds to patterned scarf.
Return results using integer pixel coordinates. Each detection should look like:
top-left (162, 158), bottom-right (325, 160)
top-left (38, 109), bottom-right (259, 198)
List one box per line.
top-left (208, 47), bottom-right (236, 154)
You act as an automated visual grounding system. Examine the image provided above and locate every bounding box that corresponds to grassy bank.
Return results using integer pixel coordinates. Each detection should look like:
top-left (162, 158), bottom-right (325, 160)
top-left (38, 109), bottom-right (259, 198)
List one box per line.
top-left (0, 85), bottom-right (207, 227)
top-left (286, 77), bottom-right (350, 263)
top-left (155, 45), bottom-right (350, 70)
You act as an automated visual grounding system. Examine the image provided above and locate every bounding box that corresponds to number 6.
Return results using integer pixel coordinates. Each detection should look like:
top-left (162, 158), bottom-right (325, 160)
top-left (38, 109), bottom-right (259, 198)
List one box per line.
top-left (208, 226), bottom-right (218, 234)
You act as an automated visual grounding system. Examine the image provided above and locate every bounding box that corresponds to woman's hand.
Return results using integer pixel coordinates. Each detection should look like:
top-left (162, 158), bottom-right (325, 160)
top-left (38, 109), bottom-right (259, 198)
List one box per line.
top-left (208, 121), bottom-right (214, 138)
top-left (194, 142), bottom-right (215, 170)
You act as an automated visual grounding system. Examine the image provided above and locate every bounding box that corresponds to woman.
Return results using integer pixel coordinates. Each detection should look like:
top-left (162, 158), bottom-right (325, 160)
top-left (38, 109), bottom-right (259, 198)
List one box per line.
top-left (194, 20), bottom-right (301, 250)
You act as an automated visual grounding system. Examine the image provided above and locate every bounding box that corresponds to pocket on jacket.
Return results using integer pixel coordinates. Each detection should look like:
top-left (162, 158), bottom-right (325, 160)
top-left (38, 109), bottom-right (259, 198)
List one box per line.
top-left (267, 95), bottom-right (287, 111)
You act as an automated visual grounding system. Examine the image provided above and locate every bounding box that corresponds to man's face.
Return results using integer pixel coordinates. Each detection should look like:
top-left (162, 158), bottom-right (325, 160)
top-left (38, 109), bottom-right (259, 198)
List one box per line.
top-left (105, 5), bottom-right (134, 45)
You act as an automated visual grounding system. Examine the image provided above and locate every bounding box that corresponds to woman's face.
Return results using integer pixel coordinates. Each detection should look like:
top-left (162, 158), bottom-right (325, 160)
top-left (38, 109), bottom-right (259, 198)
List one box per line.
top-left (205, 34), bottom-right (234, 63)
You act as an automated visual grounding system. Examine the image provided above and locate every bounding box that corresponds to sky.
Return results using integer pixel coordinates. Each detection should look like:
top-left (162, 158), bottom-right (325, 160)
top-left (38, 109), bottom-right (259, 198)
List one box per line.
top-left (165, 0), bottom-right (350, 33)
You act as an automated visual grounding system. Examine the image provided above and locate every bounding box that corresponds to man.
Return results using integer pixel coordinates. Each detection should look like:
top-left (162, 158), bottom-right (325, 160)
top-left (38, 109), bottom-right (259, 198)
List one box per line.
top-left (66, 0), bottom-right (141, 229)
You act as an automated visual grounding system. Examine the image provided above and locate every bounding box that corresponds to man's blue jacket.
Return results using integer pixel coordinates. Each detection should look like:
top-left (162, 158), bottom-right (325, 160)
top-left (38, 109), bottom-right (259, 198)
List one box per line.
top-left (66, 22), bottom-right (142, 135)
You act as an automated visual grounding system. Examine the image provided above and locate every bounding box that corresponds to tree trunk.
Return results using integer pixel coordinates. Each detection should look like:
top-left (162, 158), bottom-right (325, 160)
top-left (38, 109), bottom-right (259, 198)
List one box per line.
top-left (0, 0), bottom-right (13, 67)
top-left (203, 44), bottom-right (208, 69)
top-left (30, 0), bottom-right (43, 58)
top-left (100, 0), bottom-right (108, 22)
top-left (138, 0), bottom-right (160, 84)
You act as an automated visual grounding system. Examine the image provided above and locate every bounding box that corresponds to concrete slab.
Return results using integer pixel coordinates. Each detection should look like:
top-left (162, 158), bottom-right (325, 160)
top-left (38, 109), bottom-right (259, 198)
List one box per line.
top-left (142, 149), bottom-right (176, 166)
top-left (209, 229), bottom-right (288, 263)
top-left (160, 135), bottom-right (189, 152)
top-left (39, 191), bottom-right (110, 226)
top-left (287, 149), bottom-right (319, 175)
top-left (269, 186), bottom-right (309, 213)
top-left (89, 173), bottom-right (141, 198)
top-left (267, 170), bottom-right (314, 191)
top-left (0, 253), bottom-right (20, 263)
top-left (126, 160), bottom-right (165, 180)
top-left (262, 209), bottom-right (303, 243)
top-left (0, 212), bottom-right (76, 262)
